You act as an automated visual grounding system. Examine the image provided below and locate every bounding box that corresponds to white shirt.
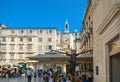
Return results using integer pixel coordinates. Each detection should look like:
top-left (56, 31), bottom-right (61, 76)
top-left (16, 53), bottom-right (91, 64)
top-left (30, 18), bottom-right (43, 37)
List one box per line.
top-left (49, 78), bottom-right (54, 82)
top-left (86, 72), bottom-right (93, 78)
top-left (66, 80), bottom-right (71, 82)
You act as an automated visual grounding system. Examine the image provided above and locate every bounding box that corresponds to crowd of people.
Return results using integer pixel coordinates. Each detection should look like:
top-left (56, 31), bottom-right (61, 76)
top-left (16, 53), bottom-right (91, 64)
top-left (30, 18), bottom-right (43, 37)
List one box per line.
top-left (25, 68), bottom-right (93, 82)
top-left (0, 66), bottom-right (22, 78)
top-left (0, 65), bottom-right (93, 82)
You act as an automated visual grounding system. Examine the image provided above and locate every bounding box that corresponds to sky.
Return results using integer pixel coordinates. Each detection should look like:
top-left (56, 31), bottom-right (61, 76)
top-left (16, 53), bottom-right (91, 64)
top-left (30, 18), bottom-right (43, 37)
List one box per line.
top-left (0, 0), bottom-right (87, 32)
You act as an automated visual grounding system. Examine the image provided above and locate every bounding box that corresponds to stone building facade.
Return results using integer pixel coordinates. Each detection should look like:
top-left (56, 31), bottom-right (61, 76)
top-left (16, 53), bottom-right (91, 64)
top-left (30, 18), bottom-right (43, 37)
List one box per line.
top-left (80, 0), bottom-right (93, 52)
top-left (0, 21), bottom-right (81, 70)
top-left (0, 26), bottom-right (58, 65)
top-left (93, 0), bottom-right (120, 82)
top-left (80, 0), bottom-right (93, 75)
top-left (81, 0), bottom-right (120, 82)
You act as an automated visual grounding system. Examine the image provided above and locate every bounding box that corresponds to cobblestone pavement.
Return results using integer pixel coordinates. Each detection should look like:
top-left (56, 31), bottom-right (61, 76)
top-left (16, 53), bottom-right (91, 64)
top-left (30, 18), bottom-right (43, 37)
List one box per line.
top-left (0, 76), bottom-right (44, 82)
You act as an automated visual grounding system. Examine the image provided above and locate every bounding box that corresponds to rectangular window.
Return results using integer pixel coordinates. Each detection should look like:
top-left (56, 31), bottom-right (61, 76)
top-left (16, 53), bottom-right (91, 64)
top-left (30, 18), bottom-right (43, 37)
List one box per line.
top-left (28, 37), bottom-right (32, 42)
top-left (27, 44), bottom-right (32, 50)
top-left (19, 54), bottom-right (23, 59)
top-left (20, 29), bottom-right (24, 34)
top-left (10, 54), bottom-right (14, 59)
top-left (10, 44), bottom-right (15, 50)
top-left (48, 45), bottom-right (53, 50)
top-left (48, 38), bottom-right (52, 42)
top-left (19, 45), bottom-right (23, 50)
top-left (39, 38), bottom-right (42, 42)
top-left (20, 38), bottom-right (23, 42)
top-left (2, 37), bottom-right (6, 42)
top-left (29, 29), bottom-right (33, 33)
top-left (49, 29), bottom-right (52, 34)
top-left (1, 45), bottom-right (6, 50)
top-left (38, 29), bottom-right (43, 34)
top-left (0, 54), bottom-right (4, 59)
top-left (38, 45), bottom-right (42, 51)
top-left (11, 37), bottom-right (14, 42)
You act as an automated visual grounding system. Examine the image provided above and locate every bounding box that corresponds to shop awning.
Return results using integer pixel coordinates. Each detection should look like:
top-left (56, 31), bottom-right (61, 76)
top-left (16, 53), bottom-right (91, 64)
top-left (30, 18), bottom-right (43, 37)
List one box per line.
top-left (27, 53), bottom-right (93, 64)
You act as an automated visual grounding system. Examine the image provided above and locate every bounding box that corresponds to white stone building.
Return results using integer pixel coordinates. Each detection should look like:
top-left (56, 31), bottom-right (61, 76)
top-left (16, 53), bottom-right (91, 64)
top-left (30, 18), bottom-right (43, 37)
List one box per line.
top-left (0, 21), bottom-right (80, 70)
top-left (0, 26), bottom-right (58, 64)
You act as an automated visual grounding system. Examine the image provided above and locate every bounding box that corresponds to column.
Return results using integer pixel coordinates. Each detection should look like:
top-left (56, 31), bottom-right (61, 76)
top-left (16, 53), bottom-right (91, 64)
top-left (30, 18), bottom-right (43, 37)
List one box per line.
top-left (63, 64), bottom-right (67, 73)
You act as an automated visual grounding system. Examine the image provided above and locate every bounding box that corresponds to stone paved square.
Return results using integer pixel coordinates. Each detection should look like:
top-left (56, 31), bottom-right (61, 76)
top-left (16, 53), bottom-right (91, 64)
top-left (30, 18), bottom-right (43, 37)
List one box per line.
top-left (0, 76), bottom-right (44, 82)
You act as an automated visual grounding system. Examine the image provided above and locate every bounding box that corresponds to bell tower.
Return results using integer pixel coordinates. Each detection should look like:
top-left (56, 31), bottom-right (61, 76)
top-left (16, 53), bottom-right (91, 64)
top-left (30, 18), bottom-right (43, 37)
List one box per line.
top-left (64, 20), bottom-right (69, 33)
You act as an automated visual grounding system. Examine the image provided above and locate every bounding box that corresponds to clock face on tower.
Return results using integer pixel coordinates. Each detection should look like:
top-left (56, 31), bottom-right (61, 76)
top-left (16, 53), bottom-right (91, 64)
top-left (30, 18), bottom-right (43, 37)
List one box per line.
top-left (64, 37), bottom-right (70, 43)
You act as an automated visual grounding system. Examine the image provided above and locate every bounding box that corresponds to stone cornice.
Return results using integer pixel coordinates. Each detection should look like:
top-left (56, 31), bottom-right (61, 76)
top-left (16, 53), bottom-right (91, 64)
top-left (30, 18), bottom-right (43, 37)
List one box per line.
top-left (81, 0), bottom-right (99, 36)
top-left (96, 2), bottom-right (120, 35)
top-left (90, 0), bottom-right (100, 16)
top-left (82, 0), bottom-right (92, 23)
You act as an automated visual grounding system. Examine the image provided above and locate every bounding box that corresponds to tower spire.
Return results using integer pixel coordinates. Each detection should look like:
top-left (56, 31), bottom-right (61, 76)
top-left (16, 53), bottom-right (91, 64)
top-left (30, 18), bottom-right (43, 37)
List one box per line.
top-left (64, 20), bottom-right (69, 33)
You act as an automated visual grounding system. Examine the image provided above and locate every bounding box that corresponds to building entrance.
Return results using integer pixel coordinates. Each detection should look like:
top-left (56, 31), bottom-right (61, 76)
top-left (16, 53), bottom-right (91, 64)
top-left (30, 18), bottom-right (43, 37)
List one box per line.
top-left (110, 53), bottom-right (120, 82)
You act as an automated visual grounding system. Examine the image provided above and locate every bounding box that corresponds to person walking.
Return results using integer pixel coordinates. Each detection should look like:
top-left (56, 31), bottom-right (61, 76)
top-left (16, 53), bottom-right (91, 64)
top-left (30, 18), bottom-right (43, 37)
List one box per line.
top-left (43, 73), bottom-right (49, 82)
top-left (81, 75), bottom-right (88, 82)
top-left (61, 74), bottom-right (66, 82)
top-left (48, 74), bottom-right (55, 82)
top-left (38, 69), bottom-right (42, 81)
top-left (86, 70), bottom-right (93, 82)
top-left (26, 68), bottom-right (33, 82)
top-left (66, 75), bottom-right (72, 82)
top-left (34, 71), bottom-right (37, 81)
